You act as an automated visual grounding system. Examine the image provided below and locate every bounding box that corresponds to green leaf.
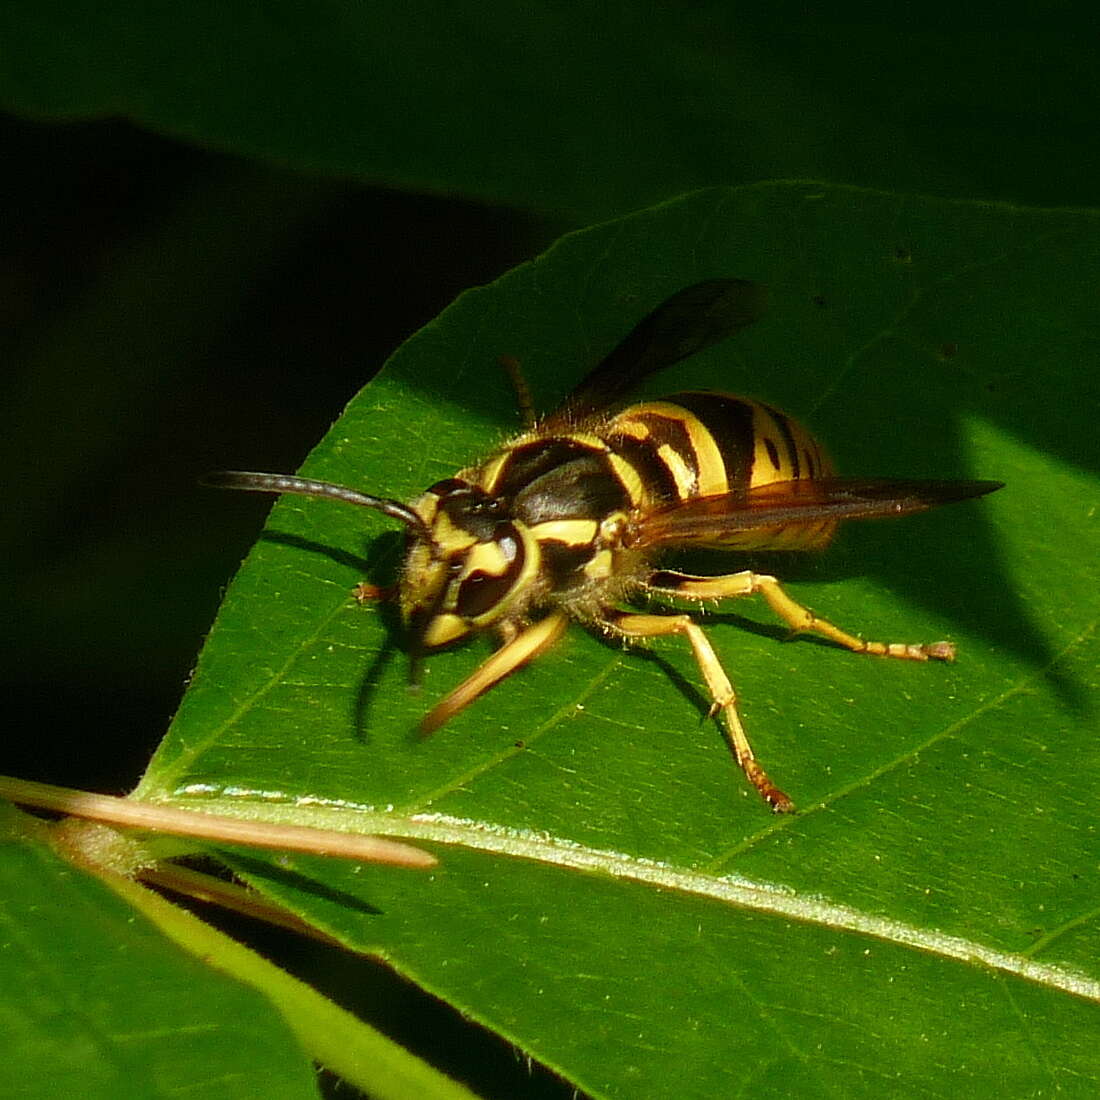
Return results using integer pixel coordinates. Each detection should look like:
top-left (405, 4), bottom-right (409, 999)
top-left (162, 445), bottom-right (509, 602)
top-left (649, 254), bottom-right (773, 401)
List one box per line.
top-left (0, 805), bottom-right (321, 1100)
top-left (0, 804), bottom-right (480, 1099)
top-left (140, 184), bottom-right (1100, 1096)
top-left (0, 4), bottom-right (1097, 217)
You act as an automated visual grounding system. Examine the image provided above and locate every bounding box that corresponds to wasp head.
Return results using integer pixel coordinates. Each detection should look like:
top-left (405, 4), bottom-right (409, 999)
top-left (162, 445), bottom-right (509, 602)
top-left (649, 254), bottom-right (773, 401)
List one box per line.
top-left (401, 478), bottom-right (540, 650)
top-left (202, 470), bottom-right (542, 656)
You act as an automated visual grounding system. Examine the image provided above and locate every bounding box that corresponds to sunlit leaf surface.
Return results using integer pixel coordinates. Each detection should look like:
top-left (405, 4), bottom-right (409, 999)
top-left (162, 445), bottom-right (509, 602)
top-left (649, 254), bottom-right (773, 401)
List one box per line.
top-left (141, 184), bottom-right (1100, 1097)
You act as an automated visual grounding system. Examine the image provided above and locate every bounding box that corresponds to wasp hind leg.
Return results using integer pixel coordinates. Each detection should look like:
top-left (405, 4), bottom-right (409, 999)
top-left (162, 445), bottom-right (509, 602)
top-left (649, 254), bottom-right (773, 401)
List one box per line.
top-left (645, 569), bottom-right (956, 661)
top-left (602, 610), bottom-right (794, 813)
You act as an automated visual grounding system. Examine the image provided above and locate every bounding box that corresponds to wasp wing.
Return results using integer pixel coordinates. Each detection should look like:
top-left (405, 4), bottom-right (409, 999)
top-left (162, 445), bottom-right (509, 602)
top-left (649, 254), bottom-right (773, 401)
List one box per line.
top-left (629, 477), bottom-right (1004, 549)
top-left (544, 279), bottom-right (767, 428)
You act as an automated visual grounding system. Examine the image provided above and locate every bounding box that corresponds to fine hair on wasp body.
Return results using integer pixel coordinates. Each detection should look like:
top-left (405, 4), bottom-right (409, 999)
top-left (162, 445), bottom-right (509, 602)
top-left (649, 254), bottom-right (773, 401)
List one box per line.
top-left (206, 279), bottom-right (1003, 812)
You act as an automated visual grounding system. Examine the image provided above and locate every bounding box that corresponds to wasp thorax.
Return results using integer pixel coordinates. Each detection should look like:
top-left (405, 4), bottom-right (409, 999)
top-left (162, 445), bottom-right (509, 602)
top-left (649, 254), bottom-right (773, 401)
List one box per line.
top-left (400, 480), bottom-right (540, 649)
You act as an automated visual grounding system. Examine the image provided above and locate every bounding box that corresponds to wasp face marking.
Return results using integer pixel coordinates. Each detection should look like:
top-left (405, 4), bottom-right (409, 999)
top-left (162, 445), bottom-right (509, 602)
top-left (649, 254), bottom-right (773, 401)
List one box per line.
top-left (402, 481), bottom-right (540, 648)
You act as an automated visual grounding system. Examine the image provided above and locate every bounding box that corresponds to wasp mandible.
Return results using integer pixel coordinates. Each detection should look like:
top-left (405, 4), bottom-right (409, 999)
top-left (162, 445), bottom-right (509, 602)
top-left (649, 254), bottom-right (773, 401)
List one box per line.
top-left (208, 280), bottom-right (1002, 811)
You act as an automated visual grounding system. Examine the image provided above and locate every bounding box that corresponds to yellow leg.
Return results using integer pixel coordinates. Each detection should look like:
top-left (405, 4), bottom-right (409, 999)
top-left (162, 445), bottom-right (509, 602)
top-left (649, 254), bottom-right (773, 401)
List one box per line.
top-left (605, 611), bottom-right (793, 813)
top-left (420, 611), bottom-right (570, 734)
top-left (645, 569), bottom-right (955, 661)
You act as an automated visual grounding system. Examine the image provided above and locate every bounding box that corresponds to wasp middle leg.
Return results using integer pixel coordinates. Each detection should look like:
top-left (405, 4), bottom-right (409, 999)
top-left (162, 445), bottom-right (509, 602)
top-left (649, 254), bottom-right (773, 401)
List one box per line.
top-left (645, 569), bottom-right (956, 661)
top-left (601, 609), bottom-right (793, 812)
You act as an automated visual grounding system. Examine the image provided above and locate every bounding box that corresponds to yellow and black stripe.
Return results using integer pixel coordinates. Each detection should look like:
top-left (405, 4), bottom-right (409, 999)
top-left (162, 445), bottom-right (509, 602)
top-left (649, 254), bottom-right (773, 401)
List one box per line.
top-left (421, 390), bottom-right (841, 613)
top-left (475, 434), bottom-right (632, 591)
top-left (605, 392), bottom-right (836, 551)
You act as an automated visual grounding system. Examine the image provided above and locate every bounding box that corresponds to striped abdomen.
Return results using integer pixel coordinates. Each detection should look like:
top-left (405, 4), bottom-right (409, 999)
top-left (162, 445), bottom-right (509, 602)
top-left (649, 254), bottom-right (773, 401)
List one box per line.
top-left (604, 392), bottom-right (837, 551)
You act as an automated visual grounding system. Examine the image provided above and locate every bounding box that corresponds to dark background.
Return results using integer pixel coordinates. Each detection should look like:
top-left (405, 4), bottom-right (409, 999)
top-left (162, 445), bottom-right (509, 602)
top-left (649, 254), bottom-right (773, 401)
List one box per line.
top-left (1, 115), bottom-right (553, 793)
top-left (0, 114), bottom-right (572, 1098)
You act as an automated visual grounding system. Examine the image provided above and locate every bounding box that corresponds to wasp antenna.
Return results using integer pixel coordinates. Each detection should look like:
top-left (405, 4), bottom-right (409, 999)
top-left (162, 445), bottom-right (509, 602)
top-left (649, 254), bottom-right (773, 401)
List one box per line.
top-left (203, 470), bottom-right (430, 541)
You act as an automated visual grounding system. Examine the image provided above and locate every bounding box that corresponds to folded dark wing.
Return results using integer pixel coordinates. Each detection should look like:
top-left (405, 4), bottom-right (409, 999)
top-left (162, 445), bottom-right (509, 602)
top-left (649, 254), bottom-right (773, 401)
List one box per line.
top-left (629, 477), bottom-right (1004, 549)
top-left (544, 279), bottom-right (767, 428)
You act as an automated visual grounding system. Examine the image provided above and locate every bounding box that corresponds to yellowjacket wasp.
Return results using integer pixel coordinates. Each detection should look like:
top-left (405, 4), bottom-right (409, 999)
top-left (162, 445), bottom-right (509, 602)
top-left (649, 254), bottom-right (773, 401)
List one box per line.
top-left (208, 280), bottom-right (1002, 811)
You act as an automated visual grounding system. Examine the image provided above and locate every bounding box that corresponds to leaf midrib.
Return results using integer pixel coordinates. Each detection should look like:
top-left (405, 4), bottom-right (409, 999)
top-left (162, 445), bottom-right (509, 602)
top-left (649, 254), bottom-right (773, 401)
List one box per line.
top-left (148, 786), bottom-right (1100, 1003)
top-left (139, 617), bottom-right (1099, 1006)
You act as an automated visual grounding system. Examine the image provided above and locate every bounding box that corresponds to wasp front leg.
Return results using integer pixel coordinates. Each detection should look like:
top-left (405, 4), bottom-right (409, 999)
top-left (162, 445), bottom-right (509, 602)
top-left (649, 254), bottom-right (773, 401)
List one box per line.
top-left (645, 569), bottom-right (956, 661)
top-left (419, 611), bottom-right (570, 734)
top-left (600, 610), bottom-right (793, 812)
